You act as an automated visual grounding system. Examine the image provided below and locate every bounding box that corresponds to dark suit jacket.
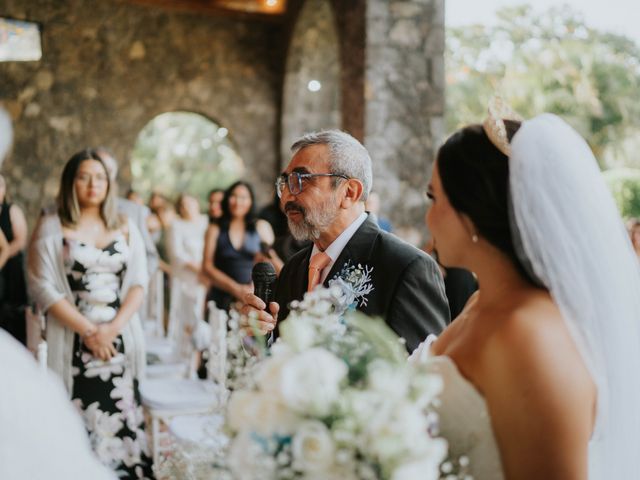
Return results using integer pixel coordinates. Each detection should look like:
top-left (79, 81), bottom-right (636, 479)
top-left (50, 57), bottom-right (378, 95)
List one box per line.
top-left (274, 215), bottom-right (450, 352)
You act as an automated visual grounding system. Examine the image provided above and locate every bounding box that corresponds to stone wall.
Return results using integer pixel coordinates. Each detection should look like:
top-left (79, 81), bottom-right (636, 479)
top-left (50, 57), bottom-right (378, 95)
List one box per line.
top-left (331, 0), bottom-right (366, 142)
top-left (0, 0), bottom-right (446, 244)
top-left (280, 0), bottom-right (341, 166)
top-left (365, 0), bottom-right (446, 243)
top-left (0, 0), bottom-right (283, 227)
top-left (284, 0), bottom-right (446, 243)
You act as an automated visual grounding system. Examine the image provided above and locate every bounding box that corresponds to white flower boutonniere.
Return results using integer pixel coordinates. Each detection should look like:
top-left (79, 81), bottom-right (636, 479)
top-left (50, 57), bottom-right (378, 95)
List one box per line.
top-left (328, 261), bottom-right (374, 310)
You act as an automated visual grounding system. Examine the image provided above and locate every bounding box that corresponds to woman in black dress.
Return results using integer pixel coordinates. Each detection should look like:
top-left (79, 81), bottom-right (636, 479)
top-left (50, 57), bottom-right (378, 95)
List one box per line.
top-left (202, 181), bottom-right (281, 311)
top-left (0, 174), bottom-right (28, 344)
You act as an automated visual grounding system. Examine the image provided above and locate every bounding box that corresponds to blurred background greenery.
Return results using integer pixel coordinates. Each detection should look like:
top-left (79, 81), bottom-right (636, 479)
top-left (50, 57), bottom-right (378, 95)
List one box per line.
top-left (130, 111), bottom-right (244, 205)
top-left (446, 4), bottom-right (640, 218)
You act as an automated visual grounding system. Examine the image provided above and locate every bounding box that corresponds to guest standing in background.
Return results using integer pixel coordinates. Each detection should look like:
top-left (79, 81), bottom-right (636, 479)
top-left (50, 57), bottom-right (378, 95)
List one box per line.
top-left (202, 181), bottom-right (280, 311)
top-left (96, 149), bottom-right (159, 279)
top-left (207, 188), bottom-right (224, 224)
top-left (0, 174), bottom-right (29, 345)
top-left (96, 149), bottom-right (159, 335)
top-left (166, 193), bottom-right (208, 349)
top-left (27, 149), bottom-right (153, 479)
top-left (365, 191), bottom-right (393, 233)
top-left (147, 191), bottom-right (174, 328)
top-left (126, 189), bottom-right (144, 206)
top-left (147, 191), bottom-right (175, 261)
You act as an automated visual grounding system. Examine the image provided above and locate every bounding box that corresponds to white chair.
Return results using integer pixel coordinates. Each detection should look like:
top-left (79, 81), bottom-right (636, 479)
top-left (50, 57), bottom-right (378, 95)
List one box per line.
top-left (140, 302), bottom-right (228, 465)
top-left (144, 270), bottom-right (198, 380)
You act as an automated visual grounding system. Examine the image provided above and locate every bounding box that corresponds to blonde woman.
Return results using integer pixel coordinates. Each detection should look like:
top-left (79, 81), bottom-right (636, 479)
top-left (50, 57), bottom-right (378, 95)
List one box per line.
top-left (28, 149), bottom-right (153, 478)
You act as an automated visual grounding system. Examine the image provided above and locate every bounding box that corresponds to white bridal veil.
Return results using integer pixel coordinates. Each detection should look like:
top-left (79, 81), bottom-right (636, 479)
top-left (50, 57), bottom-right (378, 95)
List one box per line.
top-left (509, 114), bottom-right (640, 478)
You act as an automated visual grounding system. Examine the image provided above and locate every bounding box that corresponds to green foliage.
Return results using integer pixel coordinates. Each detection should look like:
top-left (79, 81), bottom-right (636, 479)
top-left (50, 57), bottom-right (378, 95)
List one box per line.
top-left (446, 4), bottom-right (640, 169)
top-left (130, 111), bottom-right (244, 203)
top-left (603, 168), bottom-right (640, 218)
top-left (345, 312), bottom-right (408, 366)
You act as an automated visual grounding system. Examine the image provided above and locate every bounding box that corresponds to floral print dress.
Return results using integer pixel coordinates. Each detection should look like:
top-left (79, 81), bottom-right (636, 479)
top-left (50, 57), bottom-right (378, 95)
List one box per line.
top-left (64, 235), bottom-right (154, 479)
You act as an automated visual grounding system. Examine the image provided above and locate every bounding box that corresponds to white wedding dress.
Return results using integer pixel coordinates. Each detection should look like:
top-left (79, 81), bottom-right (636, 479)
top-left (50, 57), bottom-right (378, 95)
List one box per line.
top-left (426, 356), bottom-right (504, 479)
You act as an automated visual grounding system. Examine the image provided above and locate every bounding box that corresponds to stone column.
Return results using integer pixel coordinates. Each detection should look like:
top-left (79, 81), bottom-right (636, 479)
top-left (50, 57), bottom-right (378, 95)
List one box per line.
top-left (364, 0), bottom-right (445, 244)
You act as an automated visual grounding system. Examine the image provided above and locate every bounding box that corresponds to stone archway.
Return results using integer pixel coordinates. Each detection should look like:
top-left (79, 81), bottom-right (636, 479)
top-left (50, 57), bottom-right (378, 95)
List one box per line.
top-left (130, 111), bottom-right (244, 202)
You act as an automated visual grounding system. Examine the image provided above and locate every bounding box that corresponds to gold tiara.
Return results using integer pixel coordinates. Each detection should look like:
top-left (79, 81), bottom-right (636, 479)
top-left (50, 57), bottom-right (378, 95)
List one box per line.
top-left (482, 96), bottom-right (523, 156)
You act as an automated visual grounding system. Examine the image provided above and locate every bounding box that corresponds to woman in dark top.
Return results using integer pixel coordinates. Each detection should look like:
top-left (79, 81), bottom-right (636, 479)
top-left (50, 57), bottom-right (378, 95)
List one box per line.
top-left (0, 174), bottom-right (28, 344)
top-left (202, 181), bottom-right (281, 311)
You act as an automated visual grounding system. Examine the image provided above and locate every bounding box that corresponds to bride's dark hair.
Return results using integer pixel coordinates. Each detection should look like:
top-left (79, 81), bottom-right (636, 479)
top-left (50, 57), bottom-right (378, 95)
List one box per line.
top-left (437, 120), bottom-right (538, 285)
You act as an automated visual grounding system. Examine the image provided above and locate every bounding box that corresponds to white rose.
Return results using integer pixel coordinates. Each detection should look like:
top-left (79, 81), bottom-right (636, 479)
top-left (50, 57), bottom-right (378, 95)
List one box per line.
top-left (279, 317), bottom-right (316, 351)
top-left (367, 360), bottom-right (409, 399)
top-left (340, 389), bottom-right (387, 430)
top-left (227, 390), bottom-right (260, 432)
top-left (228, 430), bottom-right (276, 480)
top-left (255, 349), bottom-right (293, 398)
top-left (291, 420), bottom-right (335, 474)
top-left (280, 348), bottom-right (348, 416)
top-left (227, 390), bottom-right (299, 436)
top-left (367, 403), bottom-right (433, 462)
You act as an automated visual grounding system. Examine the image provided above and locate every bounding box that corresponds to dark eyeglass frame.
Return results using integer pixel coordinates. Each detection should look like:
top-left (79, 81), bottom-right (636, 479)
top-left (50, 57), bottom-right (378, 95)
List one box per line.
top-left (275, 172), bottom-right (350, 198)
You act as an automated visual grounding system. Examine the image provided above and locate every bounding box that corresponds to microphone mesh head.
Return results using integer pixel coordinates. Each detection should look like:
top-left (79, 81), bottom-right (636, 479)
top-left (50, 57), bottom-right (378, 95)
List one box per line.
top-left (252, 262), bottom-right (276, 283)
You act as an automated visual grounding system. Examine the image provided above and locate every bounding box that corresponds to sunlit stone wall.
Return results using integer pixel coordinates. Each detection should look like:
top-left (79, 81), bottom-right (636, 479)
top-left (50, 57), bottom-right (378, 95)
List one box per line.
top-left (365, 0), bottom-right (446, 243)
top-left (0, 0), bottom-right (281, 225)
top-left (280, 0), bottom-right (341, 168)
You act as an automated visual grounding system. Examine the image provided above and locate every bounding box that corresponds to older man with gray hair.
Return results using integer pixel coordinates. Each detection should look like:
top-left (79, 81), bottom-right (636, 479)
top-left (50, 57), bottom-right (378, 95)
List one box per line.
top-left (242, 129), bottom-right (449, 351)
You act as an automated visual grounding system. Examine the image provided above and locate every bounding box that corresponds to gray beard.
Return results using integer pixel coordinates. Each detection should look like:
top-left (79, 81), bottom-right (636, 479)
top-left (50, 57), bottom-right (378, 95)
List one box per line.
top-left (287, 200), bottom-right (339, 241)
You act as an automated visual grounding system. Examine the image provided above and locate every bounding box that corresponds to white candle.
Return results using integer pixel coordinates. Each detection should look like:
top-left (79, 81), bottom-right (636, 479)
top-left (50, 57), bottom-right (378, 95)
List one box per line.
top-left (37, 341), bottom-right (47, 371)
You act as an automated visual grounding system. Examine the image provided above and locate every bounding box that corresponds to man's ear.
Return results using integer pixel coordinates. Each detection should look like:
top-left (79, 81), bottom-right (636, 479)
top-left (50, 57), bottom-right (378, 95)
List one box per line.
top-left (340, 179), bottom-right (364, 208)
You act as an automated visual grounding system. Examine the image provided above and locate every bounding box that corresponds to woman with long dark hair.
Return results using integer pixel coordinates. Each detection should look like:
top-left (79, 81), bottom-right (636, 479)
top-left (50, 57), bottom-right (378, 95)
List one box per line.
top-left (202, 180), bottom-right (281, 311)
top-left (417, 108), bottom-right (640, 479)
top-left (28, 149), bottom-right (153, 478)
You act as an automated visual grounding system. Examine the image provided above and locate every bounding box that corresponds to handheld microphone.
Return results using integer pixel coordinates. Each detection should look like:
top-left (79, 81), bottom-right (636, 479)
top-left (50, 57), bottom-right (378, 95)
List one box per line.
top-left (252, 262), bottom-right (277, 309)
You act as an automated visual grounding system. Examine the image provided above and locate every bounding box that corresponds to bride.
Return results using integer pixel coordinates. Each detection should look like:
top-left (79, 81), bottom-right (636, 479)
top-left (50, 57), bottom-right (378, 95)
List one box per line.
top-left (420, 107), bottom-right (640, 478)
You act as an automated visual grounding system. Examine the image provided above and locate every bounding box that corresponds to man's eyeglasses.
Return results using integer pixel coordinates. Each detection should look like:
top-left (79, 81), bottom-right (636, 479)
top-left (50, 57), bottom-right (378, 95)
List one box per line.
top-left (275, 172), bottom-right (350, 198)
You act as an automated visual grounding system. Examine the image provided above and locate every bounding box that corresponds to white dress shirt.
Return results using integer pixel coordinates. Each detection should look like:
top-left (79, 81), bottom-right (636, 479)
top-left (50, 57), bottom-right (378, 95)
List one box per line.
top-left (310, 211), bottom-right (368, 284)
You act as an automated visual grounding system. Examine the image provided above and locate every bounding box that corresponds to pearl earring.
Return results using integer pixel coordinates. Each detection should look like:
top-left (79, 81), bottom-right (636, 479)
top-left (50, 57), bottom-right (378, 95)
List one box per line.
top-left (472, 234), bottom-right (478, 243)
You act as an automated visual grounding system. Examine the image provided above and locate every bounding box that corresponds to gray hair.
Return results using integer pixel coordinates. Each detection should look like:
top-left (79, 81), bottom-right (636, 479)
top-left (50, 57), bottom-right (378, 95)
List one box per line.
top-left (291, 130), bottom-right (373, 201)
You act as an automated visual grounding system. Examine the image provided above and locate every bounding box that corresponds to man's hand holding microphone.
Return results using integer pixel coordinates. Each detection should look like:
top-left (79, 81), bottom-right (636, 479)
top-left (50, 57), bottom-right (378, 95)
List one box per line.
top-left (239, 262), bottom-right (279, 335)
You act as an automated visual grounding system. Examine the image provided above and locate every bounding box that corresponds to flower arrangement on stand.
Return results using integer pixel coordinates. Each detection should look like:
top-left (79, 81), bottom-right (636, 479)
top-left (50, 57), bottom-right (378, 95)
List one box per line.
top-left (224, 286), bottom-right (452, 480)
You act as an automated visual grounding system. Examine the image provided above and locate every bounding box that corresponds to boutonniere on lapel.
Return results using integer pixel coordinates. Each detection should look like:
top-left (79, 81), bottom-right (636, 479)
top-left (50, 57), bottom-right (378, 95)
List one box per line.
top-left (329, 261), bottom-right (374, 309)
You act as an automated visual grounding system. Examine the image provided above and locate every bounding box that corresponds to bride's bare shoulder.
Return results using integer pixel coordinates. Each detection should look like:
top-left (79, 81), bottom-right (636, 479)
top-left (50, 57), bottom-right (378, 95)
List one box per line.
top-left (481, 289), bottom-right (594, 398)
top-left (485, 291), bottom-right (568, 359)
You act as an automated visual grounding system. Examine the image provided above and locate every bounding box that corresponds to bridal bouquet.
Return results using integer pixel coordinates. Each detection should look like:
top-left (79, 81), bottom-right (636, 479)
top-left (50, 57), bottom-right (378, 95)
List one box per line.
top-left (225, 286), bottom-right (448, 480)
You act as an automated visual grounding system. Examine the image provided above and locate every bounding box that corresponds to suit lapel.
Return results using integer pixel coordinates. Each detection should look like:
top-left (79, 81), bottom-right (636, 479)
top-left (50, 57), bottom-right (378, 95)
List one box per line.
top-left (323, 215), bottom-right (381, 286)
